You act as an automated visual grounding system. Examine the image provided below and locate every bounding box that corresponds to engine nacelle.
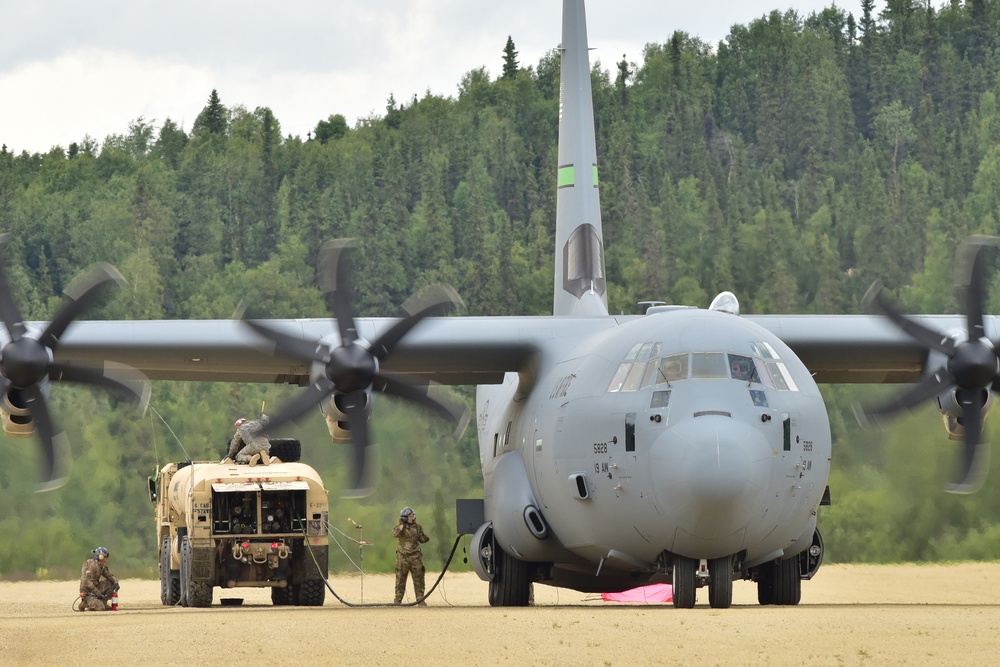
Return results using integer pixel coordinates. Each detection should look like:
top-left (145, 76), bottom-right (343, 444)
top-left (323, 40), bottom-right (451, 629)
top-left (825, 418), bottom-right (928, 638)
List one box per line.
top-left (937, 387), bottom-right (993, 441)
top-left (1, 388), bottom-right (35, 437)
top-left (320, 392), bottom-right (372, 444)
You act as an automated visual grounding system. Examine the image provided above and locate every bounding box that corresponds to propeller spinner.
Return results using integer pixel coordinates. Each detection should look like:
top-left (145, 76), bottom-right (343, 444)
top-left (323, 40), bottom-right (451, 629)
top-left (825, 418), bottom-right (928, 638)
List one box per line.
top-left (244, 239), bottom-right (469, 496)
top-left (0, 256), bottom-right (150, 491)
top-left (858, 236), bottom-right (999, 493)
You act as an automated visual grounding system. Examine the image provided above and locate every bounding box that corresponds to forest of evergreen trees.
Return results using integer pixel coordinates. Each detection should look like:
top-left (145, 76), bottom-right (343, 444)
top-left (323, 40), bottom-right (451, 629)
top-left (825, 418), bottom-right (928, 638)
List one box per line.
top-left (2, 1), bottom-right (1000, 578)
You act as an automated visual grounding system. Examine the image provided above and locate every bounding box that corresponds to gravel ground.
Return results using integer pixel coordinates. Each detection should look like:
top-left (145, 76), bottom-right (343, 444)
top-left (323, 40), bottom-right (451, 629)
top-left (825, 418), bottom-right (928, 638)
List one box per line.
top-left (3, 563), bottom-right (999, 666)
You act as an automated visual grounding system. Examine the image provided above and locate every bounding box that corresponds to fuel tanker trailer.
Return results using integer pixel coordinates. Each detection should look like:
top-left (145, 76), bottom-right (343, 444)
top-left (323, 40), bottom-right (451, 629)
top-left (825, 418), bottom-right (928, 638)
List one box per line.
top-left (149, 440), bottom-right (329, 607)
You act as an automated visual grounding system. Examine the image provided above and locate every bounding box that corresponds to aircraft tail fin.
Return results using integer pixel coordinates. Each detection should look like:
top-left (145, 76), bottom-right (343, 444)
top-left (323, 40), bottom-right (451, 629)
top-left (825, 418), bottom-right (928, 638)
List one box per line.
top-left (553, 0), bottom-right (608, 317)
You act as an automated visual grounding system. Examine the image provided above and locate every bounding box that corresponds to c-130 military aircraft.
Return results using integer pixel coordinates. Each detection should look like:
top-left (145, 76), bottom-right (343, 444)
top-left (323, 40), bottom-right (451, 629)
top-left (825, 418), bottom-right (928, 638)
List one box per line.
top-left (2, 0), bottom-right (997, 608)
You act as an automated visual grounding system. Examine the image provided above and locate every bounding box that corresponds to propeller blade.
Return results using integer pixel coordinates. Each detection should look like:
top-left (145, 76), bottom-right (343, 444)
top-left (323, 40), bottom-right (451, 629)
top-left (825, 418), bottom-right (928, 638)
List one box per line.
top-left (370, 284), bottom-right (464, 361)
top-left (49, 362), bottom-right (151, 415)
top-left (318, 239), bottom-right (358, 345)
top-left (244, 319), bottom-right (329, 364)
top-left (955, 236), bottom-right (998, 341)
top-left (947, 388), bottom-right (990, 494)
top-left (263, 378), bottom-right (336, 434)
top-left (340, 391), bottom-right (373, 498)
top-left (374, 374), bottom-right (470, 439)
top-left (863, 281), bottom-right (956, 357)
top-left (857, 369), bottom-right (955, 427)
top-left (0, 240), bottom-right (26, 341)
top-left (38, 263), bottom-right (125, 350)
top-left (22, 384), bottom-right (70, 492)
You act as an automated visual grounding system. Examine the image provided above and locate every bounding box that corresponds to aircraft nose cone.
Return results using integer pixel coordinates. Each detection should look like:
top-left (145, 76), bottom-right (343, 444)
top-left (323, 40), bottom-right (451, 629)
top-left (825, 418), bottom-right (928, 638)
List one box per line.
top-left (650, 415), bottom-right (772, 547)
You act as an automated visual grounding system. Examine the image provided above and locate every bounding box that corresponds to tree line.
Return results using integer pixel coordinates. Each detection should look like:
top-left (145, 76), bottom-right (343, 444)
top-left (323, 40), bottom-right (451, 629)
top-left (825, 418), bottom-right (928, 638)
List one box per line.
top-left (2, 0), bottom-right (1000, 578)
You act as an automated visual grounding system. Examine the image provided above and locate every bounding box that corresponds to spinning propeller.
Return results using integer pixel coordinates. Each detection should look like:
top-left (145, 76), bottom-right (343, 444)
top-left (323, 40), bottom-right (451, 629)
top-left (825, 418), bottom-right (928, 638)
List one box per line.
top-left (0, 254), bottom-right (150, 491)
top-left (244, 239), bottom-right (469, 495)
top-left (859, 236), bottom-right (999, 494)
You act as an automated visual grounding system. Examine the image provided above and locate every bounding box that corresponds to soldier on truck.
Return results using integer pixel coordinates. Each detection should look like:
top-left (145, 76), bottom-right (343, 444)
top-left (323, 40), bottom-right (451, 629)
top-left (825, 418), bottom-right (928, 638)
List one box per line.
top-left (224, 413), bottom-right (274, 466)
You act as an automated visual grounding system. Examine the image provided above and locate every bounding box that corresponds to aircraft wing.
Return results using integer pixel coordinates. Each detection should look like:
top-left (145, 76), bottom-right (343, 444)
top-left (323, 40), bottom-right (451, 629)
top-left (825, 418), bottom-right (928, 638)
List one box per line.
top-left (747, 313), bottom-right (1000, 384)
top-left (48, 317), bottom-right (622, 386)
top-left (48, 312), bottom-right (998, 387)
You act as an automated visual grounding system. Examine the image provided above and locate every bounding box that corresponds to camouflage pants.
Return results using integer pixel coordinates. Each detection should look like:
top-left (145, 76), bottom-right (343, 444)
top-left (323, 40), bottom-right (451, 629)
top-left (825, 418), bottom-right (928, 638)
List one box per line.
top-left (394, 551), bottom-right (425, 604)
top-left (79, 580), bottom-right (115, 611)
top-left (235, 437), bottom-right (271, 464)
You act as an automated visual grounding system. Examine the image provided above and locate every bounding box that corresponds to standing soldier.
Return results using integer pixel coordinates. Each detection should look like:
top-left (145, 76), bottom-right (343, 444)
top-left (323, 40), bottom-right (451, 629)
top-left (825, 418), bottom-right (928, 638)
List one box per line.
top-left (78, 547), bottom-right (119, 611)
top-left (391, 506), bottom-right (430, 605)
top-left (224, 413), bottom-right (273, 466)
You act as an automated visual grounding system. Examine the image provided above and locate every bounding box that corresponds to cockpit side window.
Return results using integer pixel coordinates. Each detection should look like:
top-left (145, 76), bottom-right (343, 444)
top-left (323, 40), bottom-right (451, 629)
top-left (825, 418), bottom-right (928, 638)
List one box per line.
top-left (638, 358), bottom-right (658, 389)
top-left (754, 357), bottom-right (775, 388)
top-left (750, 342), bottom-right (799, 392)
top-left (608, 342), bottom-right (663, 393)
top-left (765, 361), bottom-right (798, 391)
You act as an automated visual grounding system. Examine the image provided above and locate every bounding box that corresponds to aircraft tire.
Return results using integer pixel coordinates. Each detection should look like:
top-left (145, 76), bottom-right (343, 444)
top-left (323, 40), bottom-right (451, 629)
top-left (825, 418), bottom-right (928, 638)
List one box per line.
top-left (672, 555), bottom-right (697, 609)
top-left (756, 565), bottom-right (774, 605)
top-left (757, 557), bottom-right (801, 605)
top-left (160, 535), bottom-right (180, 605)
top-left (708, 555), bottom-right (733, 609)
top-left (771, 557), bottom-right (801, 605)
top-left (488, 547), bottom-right (530, 606)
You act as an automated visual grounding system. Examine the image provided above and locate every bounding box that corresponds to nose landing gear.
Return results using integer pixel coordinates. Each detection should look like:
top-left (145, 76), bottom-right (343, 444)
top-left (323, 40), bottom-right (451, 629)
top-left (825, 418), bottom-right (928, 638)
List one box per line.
top-left (670, 553), bottom-right (735, 609)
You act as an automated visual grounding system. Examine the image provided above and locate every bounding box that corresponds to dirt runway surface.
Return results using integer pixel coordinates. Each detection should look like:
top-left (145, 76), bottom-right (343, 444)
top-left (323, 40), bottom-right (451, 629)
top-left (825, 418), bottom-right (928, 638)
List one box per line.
top-left (3, 563), bottom-right (999, 666)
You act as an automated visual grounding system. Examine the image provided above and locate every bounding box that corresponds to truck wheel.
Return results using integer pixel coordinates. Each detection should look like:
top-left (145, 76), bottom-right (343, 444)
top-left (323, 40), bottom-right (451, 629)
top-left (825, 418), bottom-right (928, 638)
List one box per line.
top-left (180, 535), bottom-right (214, 608)
top-left (271, 585), bottom-right (295, 606)
top-left (268, 438), bottom-right (301, 462)
top-left (295, 578), bottom-right (326, 606)
top-left (160, 536), bottom-right (179, 605)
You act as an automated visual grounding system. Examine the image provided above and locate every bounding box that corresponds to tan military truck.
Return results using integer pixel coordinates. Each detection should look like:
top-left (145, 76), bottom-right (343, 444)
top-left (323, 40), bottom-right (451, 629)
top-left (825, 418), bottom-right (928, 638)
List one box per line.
top-left (149, 439), bottom-right (329, 607)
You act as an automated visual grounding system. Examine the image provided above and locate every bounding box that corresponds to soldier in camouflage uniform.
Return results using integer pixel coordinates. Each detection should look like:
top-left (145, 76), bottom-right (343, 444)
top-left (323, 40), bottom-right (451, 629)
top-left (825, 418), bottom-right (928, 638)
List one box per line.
top-left (78, 547), bottom-right (119, 611)
top-left (392, 506), bottom-right (430, 605)
top-left (224, 414), bottom-right (273, 465)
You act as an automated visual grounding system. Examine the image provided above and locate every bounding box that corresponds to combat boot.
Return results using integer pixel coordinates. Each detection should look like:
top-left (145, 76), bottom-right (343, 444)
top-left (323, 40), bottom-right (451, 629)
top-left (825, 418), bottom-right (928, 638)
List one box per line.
top-left (248, 453), bottom-right (261, 467)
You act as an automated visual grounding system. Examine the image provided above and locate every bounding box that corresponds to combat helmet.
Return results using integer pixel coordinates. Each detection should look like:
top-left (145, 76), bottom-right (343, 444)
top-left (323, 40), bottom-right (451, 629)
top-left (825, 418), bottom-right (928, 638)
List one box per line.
top-left (93, 546), bottom-right (109, 560)
top-left (400, 507), bottom-right (414, 519)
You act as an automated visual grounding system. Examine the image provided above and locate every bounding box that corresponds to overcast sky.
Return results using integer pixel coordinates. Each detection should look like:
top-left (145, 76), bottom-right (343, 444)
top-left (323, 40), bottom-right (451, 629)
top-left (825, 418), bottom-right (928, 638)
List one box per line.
top-left (1, 1), bottom-right (863, 154)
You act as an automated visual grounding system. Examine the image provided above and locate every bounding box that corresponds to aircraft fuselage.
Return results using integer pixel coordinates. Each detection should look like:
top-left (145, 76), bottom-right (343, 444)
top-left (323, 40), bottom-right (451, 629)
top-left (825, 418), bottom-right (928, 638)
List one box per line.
top-left (477, 306), bottom-right (831, 592)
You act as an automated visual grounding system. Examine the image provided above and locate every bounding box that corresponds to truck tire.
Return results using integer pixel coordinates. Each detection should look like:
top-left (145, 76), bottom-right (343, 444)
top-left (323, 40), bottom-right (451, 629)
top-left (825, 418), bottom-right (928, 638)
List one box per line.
top-left (271, 584), bottom-right (295, 606)
top-left (180, 535), bottom-right (213, 608)
top-left (221, 438), bottom-right (301, 462)
top-left (295, 578), bottom-right (326, 606)
top-left (293, 542), bottom-right (327, 606)
top-left (160, 535), bottom-right (180, 605)
top-left (268, 438), bottom-right (301, 463)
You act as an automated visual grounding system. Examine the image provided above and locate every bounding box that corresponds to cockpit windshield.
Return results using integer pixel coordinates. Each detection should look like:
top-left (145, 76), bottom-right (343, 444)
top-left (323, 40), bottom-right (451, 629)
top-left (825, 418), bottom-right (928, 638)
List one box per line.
top-left (608, 342), bottom-right (799, 392)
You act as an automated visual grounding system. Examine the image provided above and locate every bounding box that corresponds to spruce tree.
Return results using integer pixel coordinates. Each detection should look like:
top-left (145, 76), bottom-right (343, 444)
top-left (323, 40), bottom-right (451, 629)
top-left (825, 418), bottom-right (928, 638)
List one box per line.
top-left (502, 36), bottom-right (519, 80)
